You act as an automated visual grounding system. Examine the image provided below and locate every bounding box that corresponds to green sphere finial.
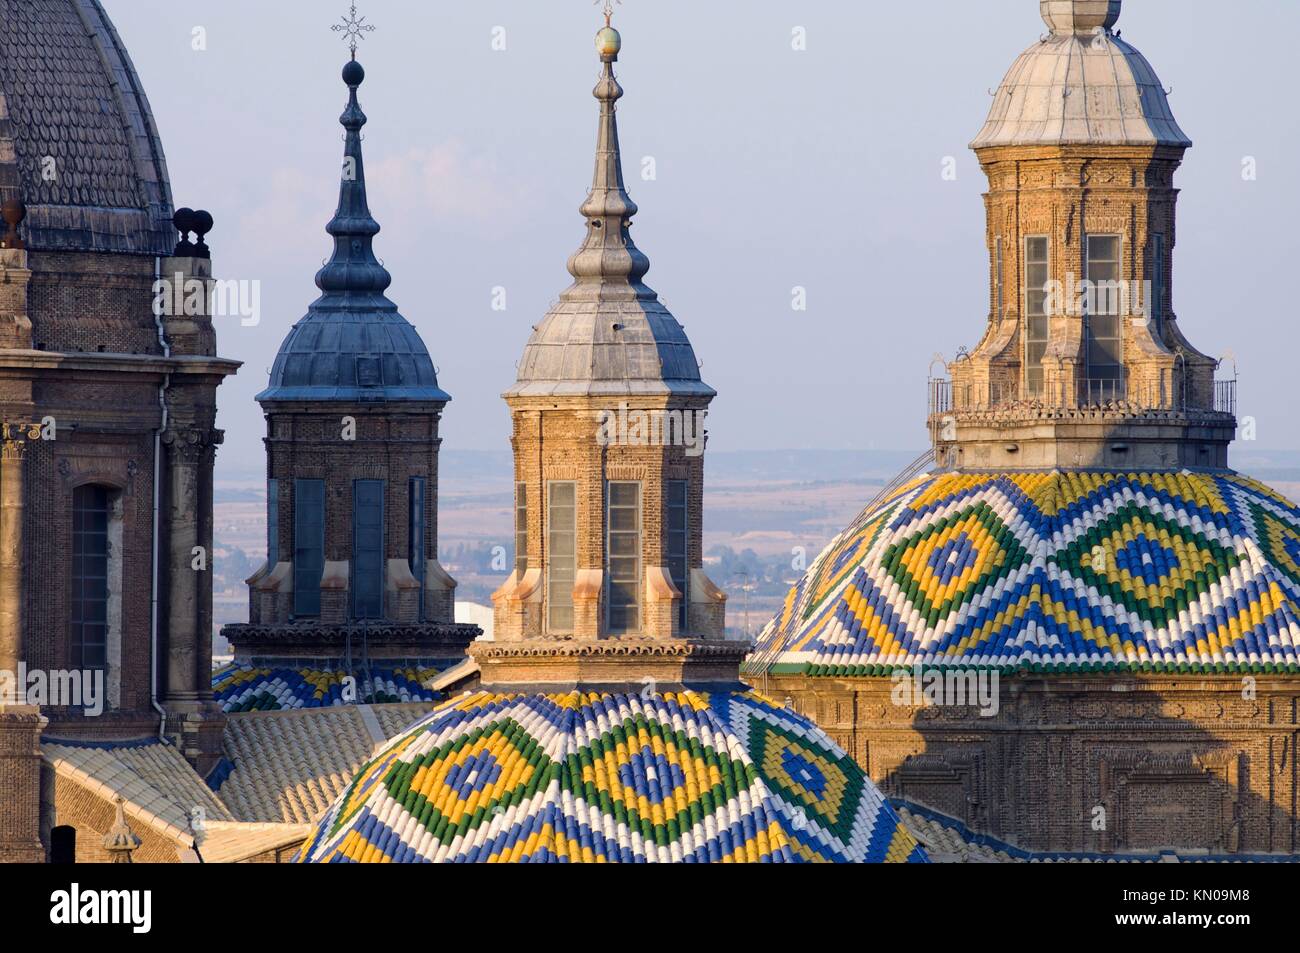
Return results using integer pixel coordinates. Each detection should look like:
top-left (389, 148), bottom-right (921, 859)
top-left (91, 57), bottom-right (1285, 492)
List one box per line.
top-left (596, 24), bottom-right (621, 61)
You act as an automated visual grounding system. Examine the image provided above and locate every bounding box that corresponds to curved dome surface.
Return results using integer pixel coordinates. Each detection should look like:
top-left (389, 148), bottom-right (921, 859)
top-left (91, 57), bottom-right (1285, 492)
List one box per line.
top-left (971, 24), bottom-right (1190, 149)
top-left (258, 310), bottom-right (448, 403)
top-left (755, 471), bottom-right (1300, 675)
top-left (0, 0), bottom-right (174, 254)
top-left (257, 60), bottom-right (449, 404)
top-left (298, 690), bottom-right (926, 863)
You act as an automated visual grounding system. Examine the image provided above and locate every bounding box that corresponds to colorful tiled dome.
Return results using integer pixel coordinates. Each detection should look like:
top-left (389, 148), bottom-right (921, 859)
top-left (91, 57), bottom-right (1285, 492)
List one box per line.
top-left (298, 690), bottom-right (926, 863)
top-left (213, 664), bottom-right (444, 712)
top-left (754, 471), bottom-right (1300, 675)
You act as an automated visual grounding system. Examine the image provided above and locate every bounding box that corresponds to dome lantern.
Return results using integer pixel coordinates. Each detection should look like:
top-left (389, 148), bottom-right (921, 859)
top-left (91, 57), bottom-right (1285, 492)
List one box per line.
top-left (1040, 0), bottom-right (1122, 35)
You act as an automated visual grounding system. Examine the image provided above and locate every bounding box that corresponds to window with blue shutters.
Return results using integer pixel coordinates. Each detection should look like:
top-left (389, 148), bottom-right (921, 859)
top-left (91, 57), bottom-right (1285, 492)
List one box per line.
top-left (353, 479), bottom-right (385, 620)
top-left (267, 479), bottom-right (279, 568)
top-left (293, 479), bottom-right (325, 617)
top-left (409, 477), bottom-right (426, 621)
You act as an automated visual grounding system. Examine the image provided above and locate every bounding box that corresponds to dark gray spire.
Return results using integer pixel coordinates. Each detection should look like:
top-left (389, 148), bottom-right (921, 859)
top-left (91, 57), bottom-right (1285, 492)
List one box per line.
top-left (259, 60), bottom-right (449, 404)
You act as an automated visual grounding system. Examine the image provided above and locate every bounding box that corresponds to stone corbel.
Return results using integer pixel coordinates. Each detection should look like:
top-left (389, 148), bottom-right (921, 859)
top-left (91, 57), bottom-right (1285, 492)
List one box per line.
top-left (689, 568), bottom-right (728, 640)
top-left (386, 559), bottom-right (422, 624)
top-left (644, 566), bottom-right (681, 639)
top-left (320, 560), bottom-right (349, 623)
top-left (573, 569), bottom-right (604, 640)
top-left (426, 559), bottom-right (458, 594)
top-left (249, 561), bottom-right (293, 592)
top-left (491, 568), bottom-right (541, 641)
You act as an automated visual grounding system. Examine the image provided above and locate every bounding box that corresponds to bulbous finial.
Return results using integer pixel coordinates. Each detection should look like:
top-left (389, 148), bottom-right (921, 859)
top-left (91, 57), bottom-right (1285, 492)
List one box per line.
top-left (1040, 0), bottom-right (1121, 35)
top-left (597, 24), bottom-right (622, 61)
top-left (342, 58), bottom-right (365, 88)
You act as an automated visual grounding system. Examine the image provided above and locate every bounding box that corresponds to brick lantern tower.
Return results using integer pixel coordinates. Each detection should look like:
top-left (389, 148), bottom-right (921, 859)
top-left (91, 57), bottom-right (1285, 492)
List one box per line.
top-left (491, 14), bottom-right (727, 647)
top-left (753, 1), bottom-right (1300, 856)
top-left (931, 0), bottom-right (1237, 470)
top-left (224, 55), bottom-right (478, 696)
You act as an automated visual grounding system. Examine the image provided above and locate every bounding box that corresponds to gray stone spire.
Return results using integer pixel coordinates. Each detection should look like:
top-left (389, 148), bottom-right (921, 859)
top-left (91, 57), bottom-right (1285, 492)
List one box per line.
top-left (507, 19), bottom-right (713, 400)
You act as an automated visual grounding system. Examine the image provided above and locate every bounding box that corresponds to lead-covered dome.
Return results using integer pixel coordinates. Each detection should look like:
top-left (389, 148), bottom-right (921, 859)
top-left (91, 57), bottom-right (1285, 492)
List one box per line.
top-left (754, 471), bottom-right (1300, 675)
top-left (0, 0), bottom-right (174, 254)
top-left (971, 0), bottom-right (1190, 149)
top-left (298, 689), bottom-right (926, 863)
top-left (258, 60), bottom-right (448, 404)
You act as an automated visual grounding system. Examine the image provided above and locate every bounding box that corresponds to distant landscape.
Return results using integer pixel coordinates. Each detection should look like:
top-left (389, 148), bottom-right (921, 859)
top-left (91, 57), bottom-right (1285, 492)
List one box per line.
top-left (212, 448), bottom-right (1300, 648)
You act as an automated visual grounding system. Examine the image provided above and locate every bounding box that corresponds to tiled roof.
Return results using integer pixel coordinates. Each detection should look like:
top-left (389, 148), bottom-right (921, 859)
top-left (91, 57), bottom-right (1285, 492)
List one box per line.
top-left (369, 703), bottom-right (434, 739)
top-left (755, 471), bottom-right (1300, 674)
top-left (198, 821), bottom-right (314, 864)
top-left (217, 707), bottom-right (382, 825)
top-left (298, 690), bottom-right (927, 863)
top-left (213, 664), bottom-right (445, 712)
top-left (42, 740), bottom-right (233, 848)
top-left (0, 0), bottom-right (174, 254)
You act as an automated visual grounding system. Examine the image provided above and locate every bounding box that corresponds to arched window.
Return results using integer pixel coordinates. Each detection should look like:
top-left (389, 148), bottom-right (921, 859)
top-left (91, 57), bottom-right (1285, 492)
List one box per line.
top-left (70, 485), bottom-right (110, 670)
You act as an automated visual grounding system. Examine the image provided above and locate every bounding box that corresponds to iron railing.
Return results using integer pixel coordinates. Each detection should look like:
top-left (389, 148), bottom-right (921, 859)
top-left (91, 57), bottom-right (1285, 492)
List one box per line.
top-left (929, 376), bottom-right (1239, 417)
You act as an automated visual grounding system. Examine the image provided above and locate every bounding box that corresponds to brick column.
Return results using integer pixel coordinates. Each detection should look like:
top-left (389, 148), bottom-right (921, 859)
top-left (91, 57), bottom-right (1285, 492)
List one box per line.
top-left (0, 428), bottom-right (27, 678)
top-left (0, 706), bottom-right (47, 863)
top-left (162, 427), bottom-right (205, 703)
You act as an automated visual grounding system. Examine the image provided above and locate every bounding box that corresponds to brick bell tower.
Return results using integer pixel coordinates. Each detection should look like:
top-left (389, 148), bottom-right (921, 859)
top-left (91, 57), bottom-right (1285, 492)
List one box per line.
top-left (930, 0), bottom-right (1237, 472)
top-left (226, 55), bottom-right (477, 673)
top-left (491, 17), bottom-right (728, 656)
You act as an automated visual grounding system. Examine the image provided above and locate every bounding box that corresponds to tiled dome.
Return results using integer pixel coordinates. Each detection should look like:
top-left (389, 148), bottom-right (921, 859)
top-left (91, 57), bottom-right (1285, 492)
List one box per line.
top-left (212, 664), bottom-right (447, 712)
top-left (0, 0), bottom-right (174, 254)
top-left (298, 690), bottom-right (926, 863)
top-left (755, 471), bottom-right (1300, 675)
top-left (971, 1), bottom-right (1190, 149)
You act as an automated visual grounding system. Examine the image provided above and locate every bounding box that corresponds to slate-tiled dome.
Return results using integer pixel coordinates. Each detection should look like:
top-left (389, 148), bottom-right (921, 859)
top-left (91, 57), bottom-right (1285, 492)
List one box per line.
top-left (755, 471), bottom-right (1300, 675)
top-left (257, 59), bottom-right (449, 404)
top-left (298, 689), bottom-right (927, 863)
top-left (971, 0), bottom-right (1190, 149)
top-left (0, 0), bottom-right (174, 254)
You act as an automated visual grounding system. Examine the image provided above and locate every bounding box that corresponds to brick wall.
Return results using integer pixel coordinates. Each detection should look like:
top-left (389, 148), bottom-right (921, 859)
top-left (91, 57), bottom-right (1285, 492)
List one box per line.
top-left (770, 672), bottom-right (1300, 854)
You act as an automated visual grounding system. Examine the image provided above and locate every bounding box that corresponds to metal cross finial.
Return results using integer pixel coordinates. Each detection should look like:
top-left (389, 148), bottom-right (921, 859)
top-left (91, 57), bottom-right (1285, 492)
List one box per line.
top-left (333, 3), bottom-right (375, 58)
top-left (596, 0), bottom-right (621, 26)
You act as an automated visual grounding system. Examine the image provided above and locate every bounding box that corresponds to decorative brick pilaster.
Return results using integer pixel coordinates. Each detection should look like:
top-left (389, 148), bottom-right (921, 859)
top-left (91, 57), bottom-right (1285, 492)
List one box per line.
top-left (0, 706), bottom-right (47, 863)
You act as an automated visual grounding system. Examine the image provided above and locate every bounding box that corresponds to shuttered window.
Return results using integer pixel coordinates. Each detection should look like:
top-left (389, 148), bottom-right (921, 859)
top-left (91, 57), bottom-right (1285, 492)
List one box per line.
top-left (353, 480), bottom-right (385, 620)
top-left (293, 479), bottom-right (325, 617)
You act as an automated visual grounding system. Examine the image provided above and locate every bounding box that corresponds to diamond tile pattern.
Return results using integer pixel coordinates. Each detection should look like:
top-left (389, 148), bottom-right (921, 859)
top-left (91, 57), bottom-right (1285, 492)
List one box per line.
top-left (299, 690), bottom-right (926, 863)
top-left (757, 472), bottom-right (1300, 673)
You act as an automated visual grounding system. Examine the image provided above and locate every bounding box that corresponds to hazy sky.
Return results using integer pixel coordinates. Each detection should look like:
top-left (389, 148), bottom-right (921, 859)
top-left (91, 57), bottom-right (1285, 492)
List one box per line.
top-left (102, 0), bottom-right (1300, 479)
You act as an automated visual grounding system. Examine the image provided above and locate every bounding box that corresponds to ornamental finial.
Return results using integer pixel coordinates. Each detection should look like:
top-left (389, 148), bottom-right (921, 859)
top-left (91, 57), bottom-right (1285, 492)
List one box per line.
top-left (595, 0), bottom-right (622, 61)
top-left (333, 2), bottom-right (375, 59)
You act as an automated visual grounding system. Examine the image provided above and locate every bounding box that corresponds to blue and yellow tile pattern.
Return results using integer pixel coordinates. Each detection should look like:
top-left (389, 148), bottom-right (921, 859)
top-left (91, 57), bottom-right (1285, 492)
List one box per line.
top-left (213, 664), bottom-right (444, 712)
top-left (755, 471), bottom-right (1300, 674)
top-left (298, 690), bottom-right (926, 863)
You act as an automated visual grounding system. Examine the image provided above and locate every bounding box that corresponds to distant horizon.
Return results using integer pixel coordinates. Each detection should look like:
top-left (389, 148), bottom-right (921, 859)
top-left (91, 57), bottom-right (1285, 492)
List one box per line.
top-left (96, 0), bottom-right (1300, 485)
